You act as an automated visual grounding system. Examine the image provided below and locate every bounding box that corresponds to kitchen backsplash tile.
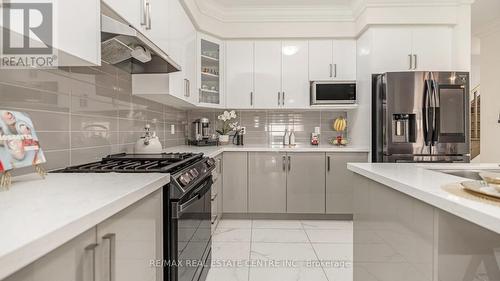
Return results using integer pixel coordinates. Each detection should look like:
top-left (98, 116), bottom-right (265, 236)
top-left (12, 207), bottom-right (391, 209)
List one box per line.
top-left (187, 110), bottom-right (348, 145)
top-left (2, 63), bottom-right (187, 175)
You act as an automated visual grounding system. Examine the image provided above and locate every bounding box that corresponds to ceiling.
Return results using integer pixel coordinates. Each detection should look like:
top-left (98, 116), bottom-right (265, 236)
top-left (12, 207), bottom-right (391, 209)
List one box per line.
top-left (472, 0), bottom-right (500, 35)
top-left (209, 0), bottom-right (353, 8)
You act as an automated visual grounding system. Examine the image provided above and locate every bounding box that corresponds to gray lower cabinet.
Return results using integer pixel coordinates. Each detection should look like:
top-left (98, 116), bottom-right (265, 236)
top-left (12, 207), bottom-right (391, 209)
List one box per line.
top-left (4, 228), bottom-right (97, 281)
top-left (326, 152), bottom-right (369, 214)
top-left (286, 153), bottom-right (326, 214)
top-left (96, 189), bottom-right (163, 281)
top-left (211, 154), bottom-right (223, 231)
top-left (5, 189), bottom-right (163, 281)
top-left (222, 152), bottom-right (248, 213)
top-left (248, 152), bottom-right (287, 213)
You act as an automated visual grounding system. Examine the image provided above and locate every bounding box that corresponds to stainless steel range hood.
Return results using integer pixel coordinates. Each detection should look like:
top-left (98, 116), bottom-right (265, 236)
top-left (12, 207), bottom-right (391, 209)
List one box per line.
top-left (101, 3), bottom-right (181, 74)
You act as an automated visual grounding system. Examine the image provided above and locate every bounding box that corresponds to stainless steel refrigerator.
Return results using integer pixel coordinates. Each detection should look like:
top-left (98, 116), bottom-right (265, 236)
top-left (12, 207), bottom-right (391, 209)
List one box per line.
top-left (372, 71), bottom-right (470, 163)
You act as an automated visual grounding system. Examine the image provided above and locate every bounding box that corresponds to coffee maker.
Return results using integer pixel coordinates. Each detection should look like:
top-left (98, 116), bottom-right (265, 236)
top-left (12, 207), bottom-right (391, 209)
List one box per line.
top-left (189, 118), bottom-right (218, 146)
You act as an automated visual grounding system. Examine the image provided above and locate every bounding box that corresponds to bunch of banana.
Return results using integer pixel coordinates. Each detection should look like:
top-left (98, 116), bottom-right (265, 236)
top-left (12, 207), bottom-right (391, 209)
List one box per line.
top-left (333, 117), bottom-right (347, 132)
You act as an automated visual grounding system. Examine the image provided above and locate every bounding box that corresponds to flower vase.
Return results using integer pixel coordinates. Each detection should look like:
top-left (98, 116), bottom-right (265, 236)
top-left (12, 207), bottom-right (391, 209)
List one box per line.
top-left (219, 134), bottom-right (230, 145)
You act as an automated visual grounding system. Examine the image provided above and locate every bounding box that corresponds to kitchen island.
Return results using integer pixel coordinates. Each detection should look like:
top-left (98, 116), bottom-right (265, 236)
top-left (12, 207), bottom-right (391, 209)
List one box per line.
top-left (348, 163), bottom-right (500, 281)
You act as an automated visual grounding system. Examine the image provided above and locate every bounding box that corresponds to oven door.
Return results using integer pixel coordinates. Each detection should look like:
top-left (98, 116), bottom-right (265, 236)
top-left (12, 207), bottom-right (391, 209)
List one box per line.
top-left (311, 81), bottom-right (356, 105)
top-left (169, 177), bottom-right (212, 281)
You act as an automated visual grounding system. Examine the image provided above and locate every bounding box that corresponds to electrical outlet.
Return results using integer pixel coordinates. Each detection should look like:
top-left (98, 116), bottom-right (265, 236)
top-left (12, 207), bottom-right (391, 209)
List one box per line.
top-left (171, 124), bottom-right (175, 134)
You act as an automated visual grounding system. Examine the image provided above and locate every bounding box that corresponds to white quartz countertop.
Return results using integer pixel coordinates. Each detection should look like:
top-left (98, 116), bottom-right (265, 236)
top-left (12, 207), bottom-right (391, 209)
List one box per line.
top-left (347, 163), bottom-right (500, 235)
top-left (164, 144), bottom-right (370, 158)
top-left (0, 173), bottom-right (169, 280)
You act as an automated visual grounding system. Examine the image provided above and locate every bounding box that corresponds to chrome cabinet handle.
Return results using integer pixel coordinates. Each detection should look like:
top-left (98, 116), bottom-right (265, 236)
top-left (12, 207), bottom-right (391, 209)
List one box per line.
top-left (141, 0), bottom-right (147, 25)
top-left (184, 79), bottom-right (188, 97)
top-left (278, 92), bottom-right (281, 106)
top-left (102, 233), bottom-right (116, 281)
top-left (413, 54), bottom-right (417, 70)
top-left (329, 64), bottom-right (333, 77)
top-left (327, 156), bottom-right (331, 171)
top-left (408, 54), bottom-right (413, 70)
top-left (85, 243), bottom-right (98, 281)
top-left (288, 156), bottom-right (291, 171)
top-left (282, 92), bottom-right (285, 106)
top-left (282, 156), bottom-right (286, 171)
top-left (334, 64), bottom-right (337, 78)
top-left (146, 1), bottom-right (152, 30)
top-left (250, 92), bottom-right (253, 106)
top-left (187, 80), bottom-right (190, 97)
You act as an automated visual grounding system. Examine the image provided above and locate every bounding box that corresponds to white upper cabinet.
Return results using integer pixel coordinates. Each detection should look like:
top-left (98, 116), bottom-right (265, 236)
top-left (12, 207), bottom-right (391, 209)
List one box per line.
top-left (370, 26), bottom-right (453, 72)
top-left (2, 0), bottom-right (100, 66)
top-left (226, 40), bottom-right (311, 109)
top-left (411, 26), bottom-right (452, 71)
top-left (308, 40), bottom-right (334, 81)
top-left (226, 41), bottom-right (255, 109)
top-left (254, 41), bottom-right (282, 109)
top-left (198, 33), bottom-right (224, 107)
top-left (168, 0), bottom-right (196, 101)
top-left (309, 39), bottom-right (356, 81)
top-left (147, 0), bottom-right (170, 52)
top-left (102, 0), bottom-right (143, 29)
top-left (332, 40), bottom-right (356, 80)
top-left (282, 41), bottom-right (309, 109)
top-left (371, 27), bottom-right (413, 73)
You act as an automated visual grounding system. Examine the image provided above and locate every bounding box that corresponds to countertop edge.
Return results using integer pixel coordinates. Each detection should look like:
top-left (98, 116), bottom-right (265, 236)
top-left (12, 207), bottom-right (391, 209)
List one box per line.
top-left (164, 145), bottom-right (371, 158)
top-left (0, 175), bottom-right (169, 280)
top-left (347, 163), bottom-right (500, 235)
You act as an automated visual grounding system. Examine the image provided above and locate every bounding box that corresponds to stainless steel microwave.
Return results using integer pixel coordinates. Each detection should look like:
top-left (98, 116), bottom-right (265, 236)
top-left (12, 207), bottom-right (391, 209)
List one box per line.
top-left (311, 81), bottom-right (357, 105)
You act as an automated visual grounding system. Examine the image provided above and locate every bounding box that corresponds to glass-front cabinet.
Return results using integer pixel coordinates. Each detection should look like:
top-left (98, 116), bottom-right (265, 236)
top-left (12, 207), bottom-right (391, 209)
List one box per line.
top-left (198, 33), bottom-right (225, 107)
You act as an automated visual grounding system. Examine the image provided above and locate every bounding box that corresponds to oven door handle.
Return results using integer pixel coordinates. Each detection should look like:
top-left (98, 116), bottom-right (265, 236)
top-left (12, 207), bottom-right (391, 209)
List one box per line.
top-left (179, 195), bottom-right (199, 213)
top-left (174, 177), bottom-right (213, 217)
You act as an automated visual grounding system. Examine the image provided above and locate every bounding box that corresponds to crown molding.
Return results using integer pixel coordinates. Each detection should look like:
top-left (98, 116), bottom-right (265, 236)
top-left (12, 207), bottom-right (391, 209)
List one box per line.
top-left (183, 0), bottom-right (472, 38)
top-left (194, 0), bottom-right (354, 23)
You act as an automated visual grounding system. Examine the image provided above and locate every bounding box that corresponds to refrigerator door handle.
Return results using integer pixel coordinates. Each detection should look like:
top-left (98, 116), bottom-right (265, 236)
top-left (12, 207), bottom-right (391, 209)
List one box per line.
top-left (422, 78), bottom-right (432, 146)
top-left (431, 79), bottom-right (440, 144)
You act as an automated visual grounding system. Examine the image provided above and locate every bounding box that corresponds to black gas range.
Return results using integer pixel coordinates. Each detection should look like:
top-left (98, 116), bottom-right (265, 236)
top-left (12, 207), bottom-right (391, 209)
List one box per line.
top-left (55, 152), bottom-right (216, 281)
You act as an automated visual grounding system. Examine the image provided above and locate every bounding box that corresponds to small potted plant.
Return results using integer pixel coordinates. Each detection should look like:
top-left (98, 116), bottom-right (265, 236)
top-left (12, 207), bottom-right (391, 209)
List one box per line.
top-left (216, 110), bottom-right (238, 145)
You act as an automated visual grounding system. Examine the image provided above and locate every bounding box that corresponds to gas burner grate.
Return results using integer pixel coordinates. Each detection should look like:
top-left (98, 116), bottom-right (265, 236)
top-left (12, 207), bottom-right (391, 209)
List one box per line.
top-left (55, 153), bottom-right (204, 174)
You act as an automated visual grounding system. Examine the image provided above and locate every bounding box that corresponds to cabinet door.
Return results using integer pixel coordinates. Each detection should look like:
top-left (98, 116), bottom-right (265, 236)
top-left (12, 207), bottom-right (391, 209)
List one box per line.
top-left (103, 0), bottom-right (142, 29)
top-left (167, 0), bottom-right (191, 101)
top-left (412, 26), bottom-right (452, 71)
top-left (248, 152), bottom-right (287, 213)
top-left (4, 0), bottom-right (100, 66)
top-left (147, 0), bottom-right (169, 52)
top-left (222, 152), bottom-right (248, 213)
top-left (254, 41), bottom-right (282, 109)
top-left (286, 153), bottom-right (325, 214)
top-left (282, 41), bottom-right (310, 109)
top-left (371, 27), bottom-right (413, 73)
top-left (96, 190), bottom-right (163, 281)
top-left (4, 228), bottom-right (97, 281)
top-left (326, 152), bottom-right (368, 214)
top-left (226, 41), bottom-right (255, 109)
top-left (332, 40), bottom-right (356, 80)
top-left (308, 40), bottom-right (333, 81)
top-left (198, 34), bottom-right (223, 106)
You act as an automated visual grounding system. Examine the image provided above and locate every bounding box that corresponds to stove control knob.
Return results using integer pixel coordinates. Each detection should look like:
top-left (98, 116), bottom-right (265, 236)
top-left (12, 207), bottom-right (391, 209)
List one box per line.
top-left (179, 175), bottom-right (190, 186)
top-left (190, 169), bottom-right (199, 177)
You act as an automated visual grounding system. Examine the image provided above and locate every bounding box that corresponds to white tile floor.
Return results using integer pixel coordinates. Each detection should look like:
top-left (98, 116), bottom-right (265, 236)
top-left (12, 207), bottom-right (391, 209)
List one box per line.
top-left (206, 219), bottom-right (353, 281)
